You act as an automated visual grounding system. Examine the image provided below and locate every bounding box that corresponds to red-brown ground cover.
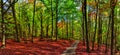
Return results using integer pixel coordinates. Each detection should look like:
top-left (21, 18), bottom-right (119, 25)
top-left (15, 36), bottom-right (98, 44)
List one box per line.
top-left (0, 38), bottom-right (74, 55)
top-left (75, 41), bottom-right (111, 55)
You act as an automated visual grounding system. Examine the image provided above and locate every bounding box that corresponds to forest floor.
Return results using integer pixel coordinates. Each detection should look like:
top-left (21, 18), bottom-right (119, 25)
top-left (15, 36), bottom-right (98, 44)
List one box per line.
top-left (76, 41), bottom-right (120, 55)
top-left (0, 38), bottom-right (119, 55)
top-left (76, 41), bottom-right (111, 55)
top-left (0, 38), bottom-right (74, 55)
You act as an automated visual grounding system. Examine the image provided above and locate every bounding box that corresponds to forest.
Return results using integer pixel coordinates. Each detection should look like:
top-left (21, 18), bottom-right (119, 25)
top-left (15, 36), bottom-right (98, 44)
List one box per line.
top-left (0, 0), bottom-right (120, 55)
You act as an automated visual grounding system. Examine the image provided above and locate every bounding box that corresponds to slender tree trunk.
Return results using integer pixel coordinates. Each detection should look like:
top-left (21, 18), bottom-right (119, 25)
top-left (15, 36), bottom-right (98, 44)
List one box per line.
top-left (96, 0), bottom-right (103, 50)
top-left (34, 22), bottom-right (37, 37)
top-left (114, 27), bottom-right (117, 53)
top-left (55, 0), bottom-right (58, 41)
top-left (12, 3), bottom-right (20, 42)
top-left (26, 15), bottom-right (31, 39)
top-left (110, 0), bottom-right (116, 54)
top-left (82, 18), bottom-right (85, 46)
top-left (46, 17), bottom-right (49, 38)
top-left (88, 13), bottom-right (91, 42)
top-left (66, 15), bottom-right (69, 40)
top-left (28, 20), bottom-right (31, 38)
top-left (71, 17), bottom-right (74, 39)
top-left (51, 0), bottom-right (54, 38)
top-left (110, 0), bottom-right (117, 55)
top-left (82, 2), bottom-right (85, 46)
top-left (98, 13), bottom-right (102, 50)
top-left (40, 12), bottom-right (43, 40)
top-left (18, 3), bottom-right (22, 38)
top-left (111, 7), bottom-right (114, 55)
top-left (1, 0), bottom-right (6, 48)
top-left (31, 0), bottom-right (36, 43)
top-left (84, 0), bottom-right (90, 52)
top-left (92, 0), bottom-right (98, 50)
top-left (88, 6), bottom-right (92, 42)
top-left (62, 19), bottom-right (65, 39)
top-left (105, 12), bottom-right (111, 53)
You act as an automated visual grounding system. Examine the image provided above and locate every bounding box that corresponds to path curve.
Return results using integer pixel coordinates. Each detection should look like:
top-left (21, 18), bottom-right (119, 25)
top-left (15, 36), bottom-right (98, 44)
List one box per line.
top-left (61, 40), bottom-right (79, 55)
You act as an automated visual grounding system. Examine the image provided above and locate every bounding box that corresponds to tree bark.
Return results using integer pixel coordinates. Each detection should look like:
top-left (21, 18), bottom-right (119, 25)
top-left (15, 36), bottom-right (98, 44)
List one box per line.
top-left (84, 0), bottom-right (90, 52)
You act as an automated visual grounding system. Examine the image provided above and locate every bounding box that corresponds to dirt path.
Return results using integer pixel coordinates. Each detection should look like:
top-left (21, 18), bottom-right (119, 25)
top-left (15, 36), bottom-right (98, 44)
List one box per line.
top-left (61, 40), bottom-right (79, 55)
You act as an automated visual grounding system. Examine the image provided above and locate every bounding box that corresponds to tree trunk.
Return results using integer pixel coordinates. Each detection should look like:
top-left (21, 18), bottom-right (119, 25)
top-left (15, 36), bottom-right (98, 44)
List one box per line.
top-left (12, 3), bottom-right (20, 42)
top-left (82, 2), bottom-right (85, 46)
top-left (88, 13), bottom-right (91, 42)
top-left (40, 12), bottom-right (43, 40)
top-left (98, 13), bottom-right (102, 50)
top-left (111, 7), bottom-right (114, 55)
top-left (51, 0), bottom-right (54, 38)
top-left (71, 16), bottom-right (74, 39)
top-left (31, 0), bottom-right (36, 43)
top-left (66, 15), bottom-right (69, 40)
top-left (46, 17), bottom-right (49, 38)
top-left (1, 0), bottom-right (6, 48)
top-left (105, 12), bottom-right (111, 53)
top-left (92, 0), bottom-right (98, 50)
top-left (18, 3), bottom-right (22, 38)
top-left (84, 0), bottom-right (90, 52)
top-left (55, 0), bottom-right (58, 41)
top-left (110, 0), bottom-right (116, 54)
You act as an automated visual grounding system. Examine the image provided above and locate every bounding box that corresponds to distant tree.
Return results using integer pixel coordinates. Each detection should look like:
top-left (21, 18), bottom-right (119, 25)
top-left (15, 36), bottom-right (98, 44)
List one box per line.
top-left (92, 0), bottom-right (98, 50)
top-left (51, 0), bottom-right (54, 38)
top-left (31, 0), bottom-right (36, 43)
top-left (11, 0), bottom-right (20, 42)
top-left (81, 2), bottom-right (85, 46)
top-left (55, 0), bottom-right (58, 40)
top-left (110, 0), bottom-right (117, 55)
top-left (97, 0), bottom-right (102, 49)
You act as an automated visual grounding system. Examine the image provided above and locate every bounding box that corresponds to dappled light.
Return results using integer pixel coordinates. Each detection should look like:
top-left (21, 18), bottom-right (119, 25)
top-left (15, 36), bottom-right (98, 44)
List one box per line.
top-left (0, 0), bottom-right (120, 55)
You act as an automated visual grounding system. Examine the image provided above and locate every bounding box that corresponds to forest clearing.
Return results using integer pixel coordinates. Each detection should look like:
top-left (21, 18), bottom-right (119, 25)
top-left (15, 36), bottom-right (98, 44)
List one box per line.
top-left (0, 0), bottom-right (120, 55)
